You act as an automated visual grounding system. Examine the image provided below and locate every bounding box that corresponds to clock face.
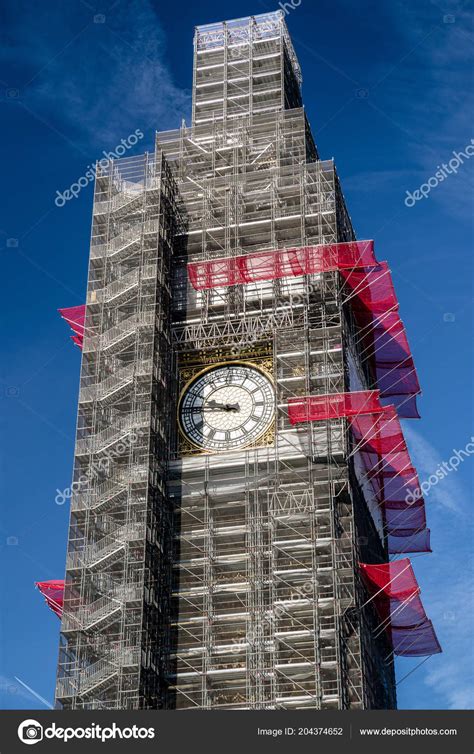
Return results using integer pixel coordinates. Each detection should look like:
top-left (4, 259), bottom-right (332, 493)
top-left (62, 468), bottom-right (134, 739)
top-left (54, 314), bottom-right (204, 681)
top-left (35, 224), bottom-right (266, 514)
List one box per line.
top-left (179, 363), bottom-right (275, 452)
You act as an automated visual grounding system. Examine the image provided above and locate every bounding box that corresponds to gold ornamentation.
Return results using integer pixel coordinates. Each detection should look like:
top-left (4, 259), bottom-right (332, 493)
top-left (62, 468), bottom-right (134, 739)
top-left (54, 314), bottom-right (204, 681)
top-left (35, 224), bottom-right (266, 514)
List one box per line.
top-left (178, 352), bottom-right (274, 389)
top-left (178, 343), bottom-right (272, 374)
top-left (177, 359), bottom-right (276, 456)
top-left (292, 365), bottom-right (306, 377)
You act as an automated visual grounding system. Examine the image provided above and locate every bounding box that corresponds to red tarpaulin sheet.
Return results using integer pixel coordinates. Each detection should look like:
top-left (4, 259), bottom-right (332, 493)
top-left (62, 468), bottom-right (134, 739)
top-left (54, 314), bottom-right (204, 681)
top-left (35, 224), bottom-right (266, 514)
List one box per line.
top-left (287, 391), bottom-right (429, 553)
top-left (36, 580), bottom-right (64, 618)
top-left (349, 406), bottom-right (430, 553)
top-left (388, 530), bottom-right (431, 554)
top-left (341, 262), bottom-right (397, 313)
top-left (380, 393), bottom-right (419, 419)
top-left (341, 265), bottom-right (421, 419)
top-left (360, 560), bottom-right (441, 656)
top-left (188, 240), bottom-right (377, 290)
top-left (288, 390), bottom-right (384, 425)
top-left (58, 305), bottom-right (86, 350)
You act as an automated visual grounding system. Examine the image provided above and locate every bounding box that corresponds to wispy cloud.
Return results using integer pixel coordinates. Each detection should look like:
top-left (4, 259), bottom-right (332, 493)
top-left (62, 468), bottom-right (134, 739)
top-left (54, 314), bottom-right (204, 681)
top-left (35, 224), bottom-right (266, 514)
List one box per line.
top-left (14, 676), bottom-right (53, 709)
top-left (376, 2), bottom-right (474, 219)
top-left (402, 423), bottom-right (469, 512)
top-left (342, 169), bottom-right (418, 193)
top-left (399, 422), bottom-right (474, 709)
top-left (424, 665), bottom-right (474, 710)
top-left (422, 577), bottom-right (474, 710)
top-left (2, 0), bottom-right (191, 148)
top-left (338, 0), bottom-right (474, 220)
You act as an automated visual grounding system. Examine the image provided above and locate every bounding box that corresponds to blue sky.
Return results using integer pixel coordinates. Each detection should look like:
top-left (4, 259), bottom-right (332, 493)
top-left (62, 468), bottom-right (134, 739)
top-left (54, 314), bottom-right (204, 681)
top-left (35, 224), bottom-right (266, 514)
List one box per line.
top-left (0, 0), bottom-right (472, 711)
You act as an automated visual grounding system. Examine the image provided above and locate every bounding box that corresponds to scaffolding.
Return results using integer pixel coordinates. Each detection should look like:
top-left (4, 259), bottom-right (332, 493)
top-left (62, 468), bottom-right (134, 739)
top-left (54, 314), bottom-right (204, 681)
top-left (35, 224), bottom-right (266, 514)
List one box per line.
top-left (192, 13), bottom-right (302, 125)
top-left (56, 152), bottom-right (185, 709)
top-left (56, 11), bottom-right (396, 711)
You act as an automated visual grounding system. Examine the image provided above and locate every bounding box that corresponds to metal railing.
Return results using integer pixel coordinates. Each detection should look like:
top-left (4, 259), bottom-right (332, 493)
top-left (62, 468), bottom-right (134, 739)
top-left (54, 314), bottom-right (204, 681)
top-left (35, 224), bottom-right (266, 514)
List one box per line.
top-left (70, 465), bottom-right (149, 512)
top-left (75, 410), bottom-right (148, 456)
top-left (78, 647), bottom-right (141, 695)
top-left (84, 522), bottom-right (144, 569)
top-left (90, 219), bottom-right (160, 260)
top-left (89, 265), bottom-right (157, 305)
top-left (62, 595), bottom-right (122, 632)
top-left (79, 359), bottom-right (153, 405)
top-left (93, 179), bottom-right (161, 217)
top-left (62, 584), bottom-right (142, 632)
top-left (66, 522), bottom-right (144, 570)
top-left (83, 311), bottom-right (154, 353)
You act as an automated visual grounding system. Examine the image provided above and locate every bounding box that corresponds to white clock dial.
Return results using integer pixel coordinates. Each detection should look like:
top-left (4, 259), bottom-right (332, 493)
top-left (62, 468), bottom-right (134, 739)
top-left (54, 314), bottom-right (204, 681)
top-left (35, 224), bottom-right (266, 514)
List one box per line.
top-left (179, 363), bottom-right (275, 452)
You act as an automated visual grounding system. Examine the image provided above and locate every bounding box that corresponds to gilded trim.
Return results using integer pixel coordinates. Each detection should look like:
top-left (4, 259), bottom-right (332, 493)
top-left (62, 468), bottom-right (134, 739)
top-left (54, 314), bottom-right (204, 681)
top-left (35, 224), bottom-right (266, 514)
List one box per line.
top-left (177, 360), bottom-right (275, 455)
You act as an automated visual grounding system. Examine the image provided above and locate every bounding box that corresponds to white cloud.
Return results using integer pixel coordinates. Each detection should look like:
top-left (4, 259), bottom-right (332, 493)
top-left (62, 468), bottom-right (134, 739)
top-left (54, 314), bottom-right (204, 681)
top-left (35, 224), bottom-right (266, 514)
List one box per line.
top-left (424, 664), bottom-right (474, 710)
top-left (342, 169), bottom-right (418, 193)
top-left (422, 575), bottom-right (474, 710)
top-left (402, 423), bottom-right (469, 512)
top-left (2, 0), bottom-right (191, 147)
top-left (364, 2), bottom-right (474, 220)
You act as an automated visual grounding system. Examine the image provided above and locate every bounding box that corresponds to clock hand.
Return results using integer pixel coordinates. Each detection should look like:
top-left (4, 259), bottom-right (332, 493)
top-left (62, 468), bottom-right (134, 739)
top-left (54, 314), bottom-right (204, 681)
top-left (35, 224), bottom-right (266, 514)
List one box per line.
top-left (224, 403), bottom-right (239, 412)
top-left (196, 401), bottom-right (240, 412)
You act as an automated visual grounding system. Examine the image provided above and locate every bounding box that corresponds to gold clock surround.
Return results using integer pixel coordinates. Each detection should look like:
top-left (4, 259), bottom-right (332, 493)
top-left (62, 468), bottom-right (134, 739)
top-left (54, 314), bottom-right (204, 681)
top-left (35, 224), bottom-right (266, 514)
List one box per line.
top-left (177, 356), bottom-right (275, 456)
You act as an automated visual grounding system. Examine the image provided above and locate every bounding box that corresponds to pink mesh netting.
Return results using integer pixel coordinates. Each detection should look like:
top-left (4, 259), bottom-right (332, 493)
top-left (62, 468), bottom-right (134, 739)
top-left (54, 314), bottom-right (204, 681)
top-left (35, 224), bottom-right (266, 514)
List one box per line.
top-left (188, 240), bottom-right (377, 290)
top-left (341, 265), bottom-right (421, 419)
top-left (350, 406), bottom-right (430, 553)
top-left (360, 561), bottom-right (441, 656)
top-left (36, 580), bottom-right (64, 618)
top-left (58, 305), bottom-right (86, 350)
top-left (287, 392), bottom-right (430, 553)
top-left (288, 390), bottom-right (383, 424)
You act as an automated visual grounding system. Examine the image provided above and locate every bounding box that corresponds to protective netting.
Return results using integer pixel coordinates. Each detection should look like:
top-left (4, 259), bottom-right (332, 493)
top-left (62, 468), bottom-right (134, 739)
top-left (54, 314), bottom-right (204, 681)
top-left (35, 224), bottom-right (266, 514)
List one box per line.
top-left (350, 407), bottom-right (430, 553)
top-left (387, 530), bottom-right (431, 554)
top-left (287, 389), bottom-right (384, 424)
top-left (287, 391), bottom-right (430, 553)
top-left (341, 264), bottom-right (421, 419)
top-left (188, 240), bottom-right (377, 290)
top-left (188, 250), bottom-right (420, 419)
top-left (58, 305), bottom-right (86, 349)
top-left (35, 580), bottom-right (64, 618)
top-left (341, 262), bottom-right (397, 313)
top-left (360, 561), bottom-right (441, 656)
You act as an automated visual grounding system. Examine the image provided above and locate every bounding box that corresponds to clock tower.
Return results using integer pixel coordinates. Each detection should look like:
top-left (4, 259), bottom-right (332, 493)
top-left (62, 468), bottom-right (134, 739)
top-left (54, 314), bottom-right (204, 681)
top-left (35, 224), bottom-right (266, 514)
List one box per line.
top-left (156, 12), bottom-right (397, 710)
top-left (56, 12), bottom-right (398, 711)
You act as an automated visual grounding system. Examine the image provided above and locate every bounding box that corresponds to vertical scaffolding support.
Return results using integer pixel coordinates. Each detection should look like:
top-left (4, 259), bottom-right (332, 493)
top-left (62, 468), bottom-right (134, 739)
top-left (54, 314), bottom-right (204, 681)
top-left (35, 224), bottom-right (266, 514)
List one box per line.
top-left (56, 153), bottom-right (184, 710)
